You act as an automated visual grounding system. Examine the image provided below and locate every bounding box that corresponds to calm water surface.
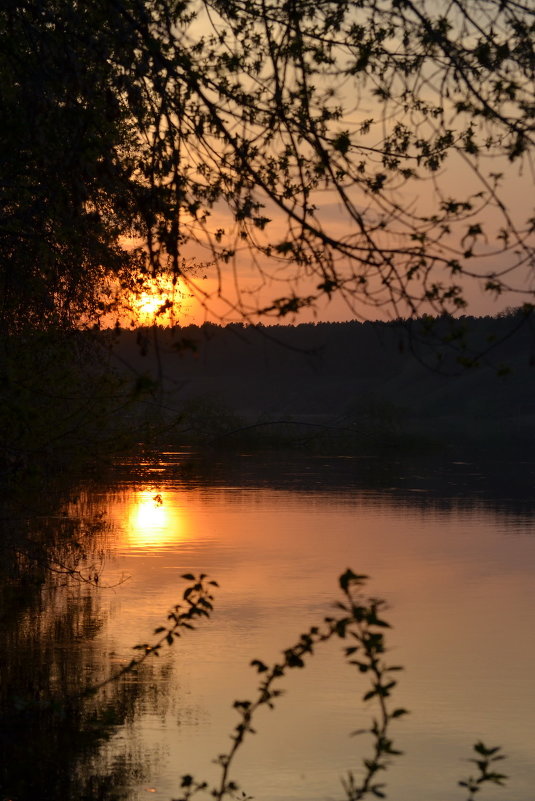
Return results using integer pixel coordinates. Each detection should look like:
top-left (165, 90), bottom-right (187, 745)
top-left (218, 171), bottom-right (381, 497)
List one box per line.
top-left (4, 454), bottom-right (535, 801)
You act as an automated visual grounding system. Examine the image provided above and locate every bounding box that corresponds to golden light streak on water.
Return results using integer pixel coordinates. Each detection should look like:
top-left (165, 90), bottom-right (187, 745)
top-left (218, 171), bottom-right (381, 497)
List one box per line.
top-left (126, 490), bottom-right (184, 549)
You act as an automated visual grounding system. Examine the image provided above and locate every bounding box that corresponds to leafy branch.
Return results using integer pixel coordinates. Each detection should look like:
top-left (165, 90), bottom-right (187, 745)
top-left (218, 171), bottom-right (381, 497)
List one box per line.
top-left (81, 573), bottom-right (218, 699)
top-left (79, 569), bottom-right (507, 801)
top-left (459, 742), bottom-right (508, 801)
top-left (173, 569), bottom-right (406, 801)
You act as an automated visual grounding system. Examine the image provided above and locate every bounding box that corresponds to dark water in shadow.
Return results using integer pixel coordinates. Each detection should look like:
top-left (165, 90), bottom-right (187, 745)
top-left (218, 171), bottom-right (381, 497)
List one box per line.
top-left (1, 452), bottom-right (534, 801)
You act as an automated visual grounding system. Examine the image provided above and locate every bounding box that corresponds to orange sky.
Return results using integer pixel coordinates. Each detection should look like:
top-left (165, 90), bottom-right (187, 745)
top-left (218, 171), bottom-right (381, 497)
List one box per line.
top-left (116, 140), bottom-right (534, 329)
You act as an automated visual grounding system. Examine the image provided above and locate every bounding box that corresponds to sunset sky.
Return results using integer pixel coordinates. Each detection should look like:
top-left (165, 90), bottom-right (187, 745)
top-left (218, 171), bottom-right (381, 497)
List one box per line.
top-left (123, 129), bottom-right (534, 329)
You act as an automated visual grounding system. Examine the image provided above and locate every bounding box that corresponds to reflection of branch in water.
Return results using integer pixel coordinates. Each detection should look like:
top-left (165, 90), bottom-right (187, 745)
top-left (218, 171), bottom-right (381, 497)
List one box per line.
top-left (8, 540), bottom-right (130, 589)
top-left (0, 558), bottom-right (155, 801)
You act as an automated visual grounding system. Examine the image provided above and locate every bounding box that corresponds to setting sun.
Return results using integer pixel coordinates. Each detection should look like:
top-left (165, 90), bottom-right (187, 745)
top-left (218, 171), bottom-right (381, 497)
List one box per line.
top-left (129, 275), bottom-right (184, 326)
top-left (136, 290), bottom-right (172, 321)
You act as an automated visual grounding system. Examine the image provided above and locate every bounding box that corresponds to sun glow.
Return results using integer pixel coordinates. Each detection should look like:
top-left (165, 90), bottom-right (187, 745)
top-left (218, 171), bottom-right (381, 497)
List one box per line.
top-left (128, 274), bottom-right (193, 326)
top-left (136, 290), bottom-right (169, 320)
top-left (126, 490), bottom-right (183, 548)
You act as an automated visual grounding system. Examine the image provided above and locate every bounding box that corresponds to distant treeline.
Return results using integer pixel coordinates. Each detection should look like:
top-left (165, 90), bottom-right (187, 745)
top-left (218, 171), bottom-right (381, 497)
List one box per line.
top-left (2, 312), bottom-right (534, 473)
top-left (116, 308), bottom-right (535, 371)
top-left (109, 310), bottom-right (535, 453)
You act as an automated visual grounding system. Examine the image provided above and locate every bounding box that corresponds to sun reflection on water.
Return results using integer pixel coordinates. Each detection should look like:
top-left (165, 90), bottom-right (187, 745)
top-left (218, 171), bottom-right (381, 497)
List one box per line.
top-left (126, 490), bottom-right (183, 549)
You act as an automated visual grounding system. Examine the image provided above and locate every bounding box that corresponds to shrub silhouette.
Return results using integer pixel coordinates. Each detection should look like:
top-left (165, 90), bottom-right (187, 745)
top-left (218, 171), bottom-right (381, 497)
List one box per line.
top-left (91, 571), bottom-right (507, 801)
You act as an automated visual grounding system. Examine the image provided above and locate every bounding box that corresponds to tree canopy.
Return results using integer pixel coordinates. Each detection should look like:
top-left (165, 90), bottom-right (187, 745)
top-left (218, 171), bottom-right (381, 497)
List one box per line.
top-left (1, 0), bottom-right (534, 331)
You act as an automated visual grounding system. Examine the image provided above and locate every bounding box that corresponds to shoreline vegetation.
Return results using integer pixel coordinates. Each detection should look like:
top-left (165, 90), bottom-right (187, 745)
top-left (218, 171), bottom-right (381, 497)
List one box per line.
top-left (1, 310), bottom-right (534, 479)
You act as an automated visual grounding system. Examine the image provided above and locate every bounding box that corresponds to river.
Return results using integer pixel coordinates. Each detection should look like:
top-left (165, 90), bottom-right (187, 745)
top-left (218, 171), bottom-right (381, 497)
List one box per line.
top-left (2, 452), bottom-right (534, 801)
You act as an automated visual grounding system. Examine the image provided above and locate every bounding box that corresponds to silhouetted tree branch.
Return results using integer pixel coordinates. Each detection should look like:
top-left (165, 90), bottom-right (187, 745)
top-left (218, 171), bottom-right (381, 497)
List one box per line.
top-left (1, 0), bottom-right (533, 331)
